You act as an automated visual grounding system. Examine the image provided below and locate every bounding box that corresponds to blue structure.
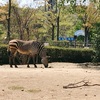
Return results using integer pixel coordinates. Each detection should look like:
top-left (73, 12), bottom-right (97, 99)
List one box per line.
top-left (66, 37), bottom-right (75, 41)
top-left (74, 30), bottom-right (85, 36)
top-left (59, 37), bottom-right (75, 41)
top-left (59, 37), bottom-right (65, 40)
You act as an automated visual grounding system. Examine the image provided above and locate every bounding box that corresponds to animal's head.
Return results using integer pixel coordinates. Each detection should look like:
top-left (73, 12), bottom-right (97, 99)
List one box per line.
top-left (41, 56), bottom-right (48, 68)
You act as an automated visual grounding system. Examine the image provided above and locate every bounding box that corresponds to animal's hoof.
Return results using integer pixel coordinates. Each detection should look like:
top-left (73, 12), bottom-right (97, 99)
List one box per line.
top-left (34, 66), bottom-right (37, 68)
top-left (27, 66), bottom-right (30, 68)
top-left (10, 66), bottom-right (13, 68)
top-left (15, 66), bottom-right (18, 68)
top-left (45, 65), bottom-right (48, 68)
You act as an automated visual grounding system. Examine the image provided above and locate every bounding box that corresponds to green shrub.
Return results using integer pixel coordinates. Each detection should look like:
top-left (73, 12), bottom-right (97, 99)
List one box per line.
top-left (0, 46), bottom-right (9, 64)
top-left (93, 23), bottom-right (100, 62)
top-left (46, 46), bottom-right (94, 63)
top-left (0, 45), bottom-right (94, 65)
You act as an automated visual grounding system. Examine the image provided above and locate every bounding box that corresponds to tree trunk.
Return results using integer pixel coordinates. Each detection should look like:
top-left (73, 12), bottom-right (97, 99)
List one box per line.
top-left (57, 16), bottom-right (59, 41)
top-left (84, 26), bottom-right (89, 47)
top-left (26, 27), bottom-right (29, 40)
top-left (44, 1), bottom-right (47, 11)
top-left (7, 0), bottom-right (11, 41)
top-left (19, 28), bottom-right (24, 40)
top-left (52, 24), bottom-right (55, 40)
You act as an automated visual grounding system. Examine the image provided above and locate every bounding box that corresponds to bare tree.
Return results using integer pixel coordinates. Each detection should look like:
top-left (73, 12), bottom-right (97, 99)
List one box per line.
top-left (12, 6), bottom-right (35, 40)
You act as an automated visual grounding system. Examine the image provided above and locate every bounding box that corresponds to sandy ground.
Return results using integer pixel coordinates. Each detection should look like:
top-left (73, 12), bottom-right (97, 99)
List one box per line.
top-left (0, 62), bottom-right (100, 100)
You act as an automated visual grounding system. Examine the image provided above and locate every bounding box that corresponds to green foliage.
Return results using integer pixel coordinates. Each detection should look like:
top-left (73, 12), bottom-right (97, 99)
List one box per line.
top-left (0, 45), bottom-right (94, 64)
top-left (93, 23), bottom-right (100, 62)
top-left (49, 41), bottom-right (69, 47)
top-left (0, 46), bottom-right (9, 64)
top-left (46, 46), bottom-right (94, 63)
top-left (75, 20), bottom-right (83, 30)
top-left (0, 29), bottom-right (3, 34)
top-left (59, 7), bottom-right (77, 37)
top-left (0, 0), bottom-right (99, 51)
top-left (0, 25), bottom-right (4, 34)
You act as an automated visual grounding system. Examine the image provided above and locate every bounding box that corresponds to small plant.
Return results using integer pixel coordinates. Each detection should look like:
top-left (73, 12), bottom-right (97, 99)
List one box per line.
top-left (27, 89), bottom-right (41, 93)
top-left (8, 86), bottom-right (24, 90)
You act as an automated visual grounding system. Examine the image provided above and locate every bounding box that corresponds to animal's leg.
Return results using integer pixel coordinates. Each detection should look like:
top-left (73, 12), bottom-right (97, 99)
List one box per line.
top-left (7, 48), bottom-right (18, 68)
top-left (13, 56), bottom-right (18, 68)
top-left (27, 55), bottom-right (31, 68)
top-left (7, 50), bottom-right (13, 68)
top-left (32, 55), bottom-right (37, 68)
top-left (9, 56), bottom-right (13, 68)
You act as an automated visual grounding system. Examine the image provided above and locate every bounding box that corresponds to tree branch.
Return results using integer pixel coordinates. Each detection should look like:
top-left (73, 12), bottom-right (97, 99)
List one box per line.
top-left (63, 80), bottom-right (100, 89)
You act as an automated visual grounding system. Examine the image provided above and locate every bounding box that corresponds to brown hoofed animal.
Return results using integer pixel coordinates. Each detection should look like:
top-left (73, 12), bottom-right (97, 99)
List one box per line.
top-left (7, 39), bottom-right (48, 68)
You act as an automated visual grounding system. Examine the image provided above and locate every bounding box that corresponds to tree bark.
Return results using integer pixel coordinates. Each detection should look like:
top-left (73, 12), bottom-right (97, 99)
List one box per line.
top-left (84, 26), bottom-right (89, 47)
top-left (26, 27), bottom-right (30, 40)
top-left (57, 16), bottom-right (59, 41)
top-left (7, 0), bottom-right (11, 41)
top-left (52, 24), bottom-right (55, 40)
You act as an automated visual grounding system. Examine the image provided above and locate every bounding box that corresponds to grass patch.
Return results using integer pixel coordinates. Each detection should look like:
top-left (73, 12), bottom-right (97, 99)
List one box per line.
top-left (27, 89), bottom-right (41, 93)
top-left (8, 86), bottom-right (24, 90)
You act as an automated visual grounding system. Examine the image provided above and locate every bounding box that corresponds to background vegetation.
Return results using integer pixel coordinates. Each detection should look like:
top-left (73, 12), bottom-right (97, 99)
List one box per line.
top-left (0, 46), bottom-right (94, 64)
top-left (0, 0), bottom-right (100, 64)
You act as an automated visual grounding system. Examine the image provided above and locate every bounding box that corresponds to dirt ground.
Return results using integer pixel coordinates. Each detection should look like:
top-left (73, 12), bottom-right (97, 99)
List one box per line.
top-left (0, 62), bottom-right (100, 100)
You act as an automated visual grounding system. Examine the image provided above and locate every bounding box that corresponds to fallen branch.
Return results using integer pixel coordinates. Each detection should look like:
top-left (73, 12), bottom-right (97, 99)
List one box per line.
top-left (63, 80), bottom-right (100, 89)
